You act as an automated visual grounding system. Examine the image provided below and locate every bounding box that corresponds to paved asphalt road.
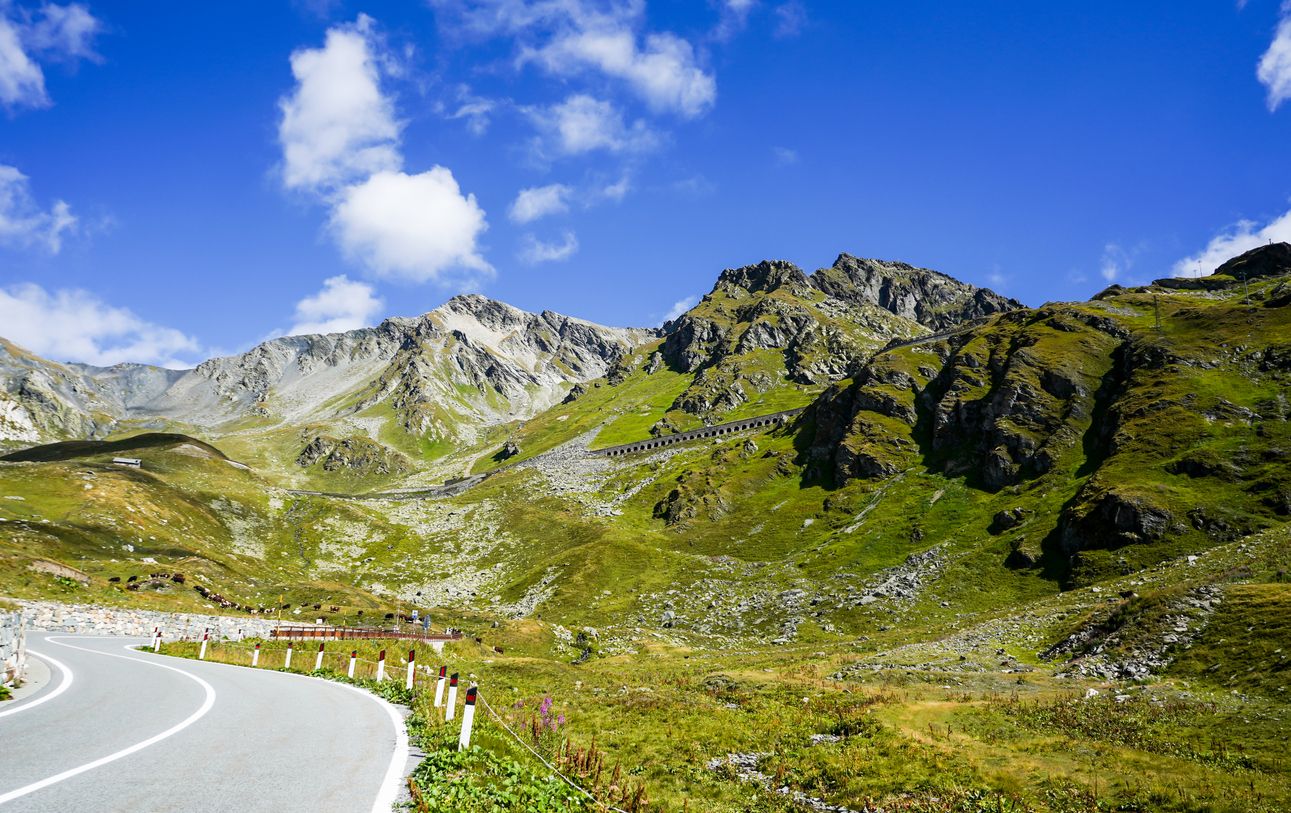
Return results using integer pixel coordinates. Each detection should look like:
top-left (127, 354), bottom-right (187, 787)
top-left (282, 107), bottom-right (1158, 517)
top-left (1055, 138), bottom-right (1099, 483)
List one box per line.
top-left (0, 633), bottom-right (407, 812)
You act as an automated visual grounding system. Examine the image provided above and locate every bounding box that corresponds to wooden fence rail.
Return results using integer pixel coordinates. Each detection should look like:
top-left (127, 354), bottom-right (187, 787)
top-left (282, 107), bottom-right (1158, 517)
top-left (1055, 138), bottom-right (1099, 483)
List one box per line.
top-left (269, 625), bottom-right (462, 643)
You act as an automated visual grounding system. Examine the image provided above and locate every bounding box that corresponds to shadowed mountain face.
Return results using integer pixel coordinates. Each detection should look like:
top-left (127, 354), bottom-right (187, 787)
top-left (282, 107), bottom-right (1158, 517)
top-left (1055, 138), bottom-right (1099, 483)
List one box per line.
top-left (805, 242), bottom-right (1291, 585)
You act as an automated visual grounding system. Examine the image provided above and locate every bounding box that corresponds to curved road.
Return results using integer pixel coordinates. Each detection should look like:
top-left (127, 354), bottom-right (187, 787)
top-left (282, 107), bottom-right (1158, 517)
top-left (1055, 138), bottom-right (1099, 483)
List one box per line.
top-left (0, 633), bottom-right (406, 812)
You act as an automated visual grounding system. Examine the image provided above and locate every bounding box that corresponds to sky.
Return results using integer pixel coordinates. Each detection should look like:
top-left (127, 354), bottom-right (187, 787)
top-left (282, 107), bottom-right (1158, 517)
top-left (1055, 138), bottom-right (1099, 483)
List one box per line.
top-left (1, 0), bottom-right (1290, 368)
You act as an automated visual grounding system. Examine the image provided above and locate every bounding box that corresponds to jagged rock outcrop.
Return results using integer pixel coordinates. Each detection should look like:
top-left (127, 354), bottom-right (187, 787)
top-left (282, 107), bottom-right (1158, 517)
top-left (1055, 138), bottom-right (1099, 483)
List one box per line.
top-left (296, 434), bottom-right (412, 476)
top-left (802, 250), bottom-right (1291, 585)
top-left (811, 254), bottom-right (1022, 330)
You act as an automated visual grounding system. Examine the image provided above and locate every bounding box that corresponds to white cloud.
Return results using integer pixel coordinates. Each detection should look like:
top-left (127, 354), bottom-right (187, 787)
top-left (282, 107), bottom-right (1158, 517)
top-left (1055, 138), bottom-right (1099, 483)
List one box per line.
top-left (287, 275), bottom-right (384, 336)
top-left (713, 0), bottom-right (757, 41)
top-left (0, 2), bottom-right (102, 110)
top-left (773, 146), bottom-right (798, 166)
top-left (450, 99), bottom-right (496, 135)
top-left (331, 168), bottom-right (491, 283)
top-left (527, 29), bottom-right (716, 118)
top-left (530, 94), bottom-right (657, 155)
top-left (1173, 208), bottom-right (1291, 276)
top-left (279, 17), bottom-right (491, 284)
top-left (1258, 10), bottom-right (1291, 111)
top-left (278, 15), bottom-right (401, 191)
top-left (0, 282), bottom-right (200, 368)
top-left (519, 230), bottom-right (578, 263)
top-left (0, 164), bottom-right (76, 253)
top-left (600, 174), bottom-right (631, 201)
top-left (26, 3), bottom-right (101, 62)
top-left (509, 183), bottom-right (571, 223)
top-left (662, 295), bottom-right (696, 324)
top-left (0, 14), bottom-right (46, 109)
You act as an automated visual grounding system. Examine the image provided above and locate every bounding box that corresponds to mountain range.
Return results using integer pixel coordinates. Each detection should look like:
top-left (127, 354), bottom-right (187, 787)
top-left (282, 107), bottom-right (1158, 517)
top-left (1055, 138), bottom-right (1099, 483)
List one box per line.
top-left (0, 244), bottom-right (1288, 654)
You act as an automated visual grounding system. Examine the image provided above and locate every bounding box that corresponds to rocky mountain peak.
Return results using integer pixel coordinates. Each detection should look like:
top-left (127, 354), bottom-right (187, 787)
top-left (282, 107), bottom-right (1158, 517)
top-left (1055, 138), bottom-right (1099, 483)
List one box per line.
top-left (1212, 242), bottom-right (1291, 281)
top-left (713, 260), bottom-right (812, 296)
top-left (812, 254), bottom-right (1021, 331)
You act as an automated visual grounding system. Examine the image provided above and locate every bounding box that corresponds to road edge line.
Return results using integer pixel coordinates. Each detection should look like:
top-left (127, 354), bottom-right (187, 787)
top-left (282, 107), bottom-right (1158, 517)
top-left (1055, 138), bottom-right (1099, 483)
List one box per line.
top-left (0, 649), bottom-right (73, 719)
top-left (0, 637), bottom-right (217, 807)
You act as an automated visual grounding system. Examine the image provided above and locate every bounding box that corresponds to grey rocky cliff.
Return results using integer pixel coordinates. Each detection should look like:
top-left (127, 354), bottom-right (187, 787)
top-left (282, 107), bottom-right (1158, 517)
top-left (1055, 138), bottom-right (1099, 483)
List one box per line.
top-left (0, 295), bottom-right (656, 448)
top-left (811, 254), bottom-right (1021, 330)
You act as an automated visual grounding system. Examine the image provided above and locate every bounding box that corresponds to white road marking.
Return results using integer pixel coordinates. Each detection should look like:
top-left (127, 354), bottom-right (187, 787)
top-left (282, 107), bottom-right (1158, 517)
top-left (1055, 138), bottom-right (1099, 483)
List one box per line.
top-left (324, 678), bottom-right (408, 813)
top-left (0, 637), bottom-right (217, 807)
top-left (145, 650), bottom-right (408, 813)
top-left (0, 650), bottom-right (73, 719)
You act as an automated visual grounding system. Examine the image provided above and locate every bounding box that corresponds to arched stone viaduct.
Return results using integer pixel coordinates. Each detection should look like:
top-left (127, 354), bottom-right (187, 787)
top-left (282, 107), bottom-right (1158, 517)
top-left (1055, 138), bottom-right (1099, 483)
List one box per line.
top-left (589, 407), bottom-right (805, 458)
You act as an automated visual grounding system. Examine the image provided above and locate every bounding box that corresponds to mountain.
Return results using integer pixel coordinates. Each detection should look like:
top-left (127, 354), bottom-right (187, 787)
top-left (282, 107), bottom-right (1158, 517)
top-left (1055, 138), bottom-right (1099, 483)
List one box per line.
top-left (3, 244), bottom-right (1286, 634)
top-left (0, 295), bottom-right (654, 454)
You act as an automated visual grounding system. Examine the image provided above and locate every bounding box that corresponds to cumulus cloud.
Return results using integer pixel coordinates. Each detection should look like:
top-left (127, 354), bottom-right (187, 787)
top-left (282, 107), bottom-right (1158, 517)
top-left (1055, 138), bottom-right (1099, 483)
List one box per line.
top-left (0, 164), bottom-right (76, 253)
top-left (661, 295), bottom-right (696, 324)
top-left (1173, 208), bottom-right (1291, 276)
top-left (0, 15), bottom-right (44, 108)
top-left (519, 230), bottom-right (578, 263)
top-left (278, 17), bottom-right (490, 284)
top-left (0, 282), bottom-right (200, 368)
top-left (287, 275), bottom-right (384, 336)
top-left (278, 15), bottom-right (401, 191)
top-left (1258, 8), bottom-right (1291, 111)
top-left (331, 168), bottom-right (491, 283)
top-left (436, 0), bottom-right (716, 116)
top-left (526, 28), bottom-right (716, 118)
top-left (25, 2), bottom-right (101, 61)
top-left (509, 183), bottom-right (571, 223)
top-left (530, 94), bottom-right (657, 155)
top-left (0, 2), bottom-right (102, 110)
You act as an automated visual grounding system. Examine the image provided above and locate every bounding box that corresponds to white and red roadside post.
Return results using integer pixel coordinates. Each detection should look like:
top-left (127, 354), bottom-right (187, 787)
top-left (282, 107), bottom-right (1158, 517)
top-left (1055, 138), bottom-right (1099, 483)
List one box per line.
top-left (151, 626), bottom-right (159, 650)
top-left (252, 642), bottom-right (261, 667)
top-left (348, 650), bottom-right (357, 678)
top-left (457, 686), bottom-right (477, 750)
top-left (405, 649), bottom-right (416, 690)
top-left (376, 649), bottom-right (386, 682)
top-left (434, 666), bottom-right (447, 707)
top-left (198, 629), bottom-right (209, 660)
top-left (284, 642), bottom-right (293, 669)
top-left (315, 643), bottom-right (325, 671)
top-left (153, 630), bottom-right (162, 652)
top-left (445, 673), bottom-right (459, 721)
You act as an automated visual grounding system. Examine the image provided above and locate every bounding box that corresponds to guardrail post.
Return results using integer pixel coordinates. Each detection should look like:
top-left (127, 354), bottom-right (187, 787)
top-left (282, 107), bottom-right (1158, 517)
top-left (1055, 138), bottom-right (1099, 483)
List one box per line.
top-left (348, 650), bottom-right (357, 678)
top-left (376, 649), bottom-right (386, 682)
top-left (151, 627), bottom-right (159, 650)
top-left (284, 642), bottom-right (293, 669)
top-left (405, 649), bottom-right (415, 690)
top-left (446, 672), bottom-right (459, 720)
top-left (458, 686), bottom-right (477, 750)
top-left (153, 630), bottom-right (162, 652)
top-left (198, 630), bottom-right (209, 660)
top-left (434, 666), bottom-right (446, 707)
top-left (252, 643), bottom-right (261, 667)
top-left (315, 643), bottom-right (325, 671)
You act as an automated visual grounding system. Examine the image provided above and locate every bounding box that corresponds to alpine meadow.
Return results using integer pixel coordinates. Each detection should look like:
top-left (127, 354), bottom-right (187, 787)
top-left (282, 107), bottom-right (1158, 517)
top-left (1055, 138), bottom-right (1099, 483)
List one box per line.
top-left (2, 3), bottom-right (1291, 813)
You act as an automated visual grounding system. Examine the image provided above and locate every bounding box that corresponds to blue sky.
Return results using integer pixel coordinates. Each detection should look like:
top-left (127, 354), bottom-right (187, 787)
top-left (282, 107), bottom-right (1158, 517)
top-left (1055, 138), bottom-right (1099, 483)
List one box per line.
top-left (1, 1), bottom-right (1290, 367)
